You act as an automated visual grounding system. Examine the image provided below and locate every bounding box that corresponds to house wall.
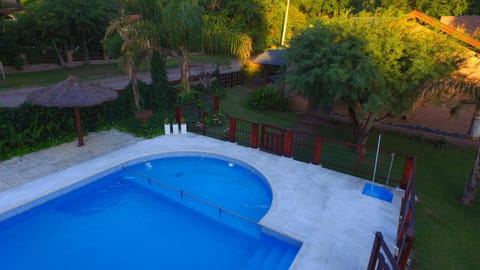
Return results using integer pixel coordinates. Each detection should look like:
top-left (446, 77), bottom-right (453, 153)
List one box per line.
top-left (290, 93), bottom-right (476, 139)
top-left (387, 103), bottom-right (476, 136)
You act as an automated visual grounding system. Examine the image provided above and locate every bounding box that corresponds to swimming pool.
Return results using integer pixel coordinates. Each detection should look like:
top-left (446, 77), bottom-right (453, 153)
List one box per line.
top-left (0, 153), bottom-right (301, 270)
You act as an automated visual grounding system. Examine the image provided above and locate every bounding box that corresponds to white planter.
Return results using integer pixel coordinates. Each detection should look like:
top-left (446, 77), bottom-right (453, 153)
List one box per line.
top-left (164, 124), bottom-right (171, 135)
top-left (180, 123), bottom-right (187, 135)
top-left (172, 123), bottom-right (179, 135)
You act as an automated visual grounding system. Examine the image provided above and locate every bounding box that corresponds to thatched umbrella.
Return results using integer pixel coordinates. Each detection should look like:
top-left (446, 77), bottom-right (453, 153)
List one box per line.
top-left (27, 76), bottom-right (118, 146)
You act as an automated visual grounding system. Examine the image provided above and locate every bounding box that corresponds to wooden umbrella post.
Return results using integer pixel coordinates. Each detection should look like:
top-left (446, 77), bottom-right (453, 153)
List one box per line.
top-left (74, 107), bottom-right (84, 146)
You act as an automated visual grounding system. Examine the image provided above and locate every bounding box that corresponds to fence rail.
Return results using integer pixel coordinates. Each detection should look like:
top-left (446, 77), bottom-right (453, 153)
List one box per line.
top-left (367, 232), bottom-right (402, 270)
top-left (176, 96), bottom-right (416, 269)
top-left (367, 158), bottom-right (416, 270)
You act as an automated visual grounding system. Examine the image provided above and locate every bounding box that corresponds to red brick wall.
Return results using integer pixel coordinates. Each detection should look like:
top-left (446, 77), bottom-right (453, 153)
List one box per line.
top-left (390, 104), bottom-right (476, 135)
top-left (329, 102), bottom-right (476, 136)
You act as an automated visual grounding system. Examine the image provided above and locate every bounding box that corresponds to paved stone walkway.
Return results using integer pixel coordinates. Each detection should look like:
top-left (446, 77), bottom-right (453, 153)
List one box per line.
top-left (0, 129), bottom-right (142, 192)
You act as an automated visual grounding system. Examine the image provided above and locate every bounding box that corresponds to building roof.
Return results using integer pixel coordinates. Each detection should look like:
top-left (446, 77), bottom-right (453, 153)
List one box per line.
top-left (441, 16), bottom-right (480, 36)
top-left (252, 49), bottom-right (286, 66)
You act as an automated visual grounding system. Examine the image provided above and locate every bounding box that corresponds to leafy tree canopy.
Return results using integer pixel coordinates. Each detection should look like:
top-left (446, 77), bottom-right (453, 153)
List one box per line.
top-left (15, 0), bottom-right (119, 59)
top-left (286, 10), bottom-right (462, 145)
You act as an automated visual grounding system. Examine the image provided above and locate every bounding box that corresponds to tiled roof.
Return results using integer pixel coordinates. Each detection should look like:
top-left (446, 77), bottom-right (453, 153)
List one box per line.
top-left (441, 16), bottom-right (480, 36)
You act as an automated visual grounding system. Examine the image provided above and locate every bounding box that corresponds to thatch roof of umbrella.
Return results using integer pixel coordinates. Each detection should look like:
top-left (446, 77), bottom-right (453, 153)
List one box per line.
top-left (27, 76), bottom-right (118, 146)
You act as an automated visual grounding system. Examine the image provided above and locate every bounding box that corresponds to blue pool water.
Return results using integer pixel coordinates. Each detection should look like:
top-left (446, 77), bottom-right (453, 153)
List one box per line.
top-left (0, 153), bottom-right (300, 270)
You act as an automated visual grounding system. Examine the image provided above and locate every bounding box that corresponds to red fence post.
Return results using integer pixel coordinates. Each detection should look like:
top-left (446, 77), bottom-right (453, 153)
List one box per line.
top-left (175, 106), bottom-right (183, 124)
top-left (229, 117), bottom-right (236, 142)
top-left (312, 137), bottom-right (323, 165)
top-left (214, 96), bottom-right (219, 113)
top-left (251, 122), bottom-right (259, 148)
top-left (355, 146), bottom-right (365, 176)
top-left (401, 156), bottom-right (415, 189)
top-left (398, 206), bottom-right (412, 244)
top-left (398, 233), bottom-right (415, 270)
top-left (284, 129), bottom-right (294, 157)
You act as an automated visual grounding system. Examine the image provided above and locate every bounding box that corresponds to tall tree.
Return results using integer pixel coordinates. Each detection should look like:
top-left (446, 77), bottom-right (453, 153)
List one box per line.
top-left (466, 0), bottom-right (480, 15)
top-left (64, 0), bottom-right (120, 63)
top-left (162, 0), bottom-right (252, 92)
top-left (203, 0), bottom-right (268, 50)
top-left (412, 0), bottom-right (469, 17)
top-left (136, 0), bottom-right (173, 110)
top-left (162, 0), bottom-right (203, 92)
top-left (105, 14), bottom-right (151, 111)
top-left (17, 0), bottom-right (119, 65)
top-left (286, 10), bottom-right (461, 146)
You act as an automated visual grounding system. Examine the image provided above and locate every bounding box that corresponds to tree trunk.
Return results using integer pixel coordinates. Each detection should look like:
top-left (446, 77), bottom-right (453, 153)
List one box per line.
top-left (128, 62), bottom-right (141, 111)
top-left (64, 42), bottom-right (74, 65)
top-left (180, 46), bottom-right (191, 92)
top-left (353, 121), bottom-right (371, 147)
top-left (52, 41), bottom-right (66, 67)
top-left (461, 146), bottom-right (480, 205)
top-left (82, 31), bottom-right (90, 64)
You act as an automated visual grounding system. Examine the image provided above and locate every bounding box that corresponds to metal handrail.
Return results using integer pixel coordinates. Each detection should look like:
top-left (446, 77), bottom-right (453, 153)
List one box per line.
top-left (121, 165), bottom-right (261, 227)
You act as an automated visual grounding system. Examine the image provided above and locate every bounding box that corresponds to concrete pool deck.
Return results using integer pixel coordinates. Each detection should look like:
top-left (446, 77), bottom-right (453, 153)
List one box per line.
top-left (0, 130), bottom-right (403, 270)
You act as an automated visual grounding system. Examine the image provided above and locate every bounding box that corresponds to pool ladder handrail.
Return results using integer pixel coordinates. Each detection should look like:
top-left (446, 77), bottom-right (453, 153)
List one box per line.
top-left (121, 166), bottom-right (261, 227)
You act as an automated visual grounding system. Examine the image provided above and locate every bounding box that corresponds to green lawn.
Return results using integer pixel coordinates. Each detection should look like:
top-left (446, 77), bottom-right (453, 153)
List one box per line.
top-left (220, 85), bottom-right (299, 128)
top-left (310, 124), bottom-right (479, 269)
top-left (309, 126), bottom-right (479, 269)
top-left (380, 133), bottom-right (478, 270)
top-left (0, 54), bottom-right (235, 91)
top-left (0, 64), bottom-right (124, 90)
top-left (219, 86), bottom-right (479, 269)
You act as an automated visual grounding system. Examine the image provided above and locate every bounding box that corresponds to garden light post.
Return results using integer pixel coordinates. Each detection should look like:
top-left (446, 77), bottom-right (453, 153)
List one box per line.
top-left (281, 0), bottom-right (290, 46)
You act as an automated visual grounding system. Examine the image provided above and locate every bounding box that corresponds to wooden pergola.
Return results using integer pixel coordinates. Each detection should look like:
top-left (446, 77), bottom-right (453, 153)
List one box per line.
top-left (251, 49), bottom-right (286, 85)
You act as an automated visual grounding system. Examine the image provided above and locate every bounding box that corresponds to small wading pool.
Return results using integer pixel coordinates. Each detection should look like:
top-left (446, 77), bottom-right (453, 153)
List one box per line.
top-left (0, 152), bottom-right (301, 270)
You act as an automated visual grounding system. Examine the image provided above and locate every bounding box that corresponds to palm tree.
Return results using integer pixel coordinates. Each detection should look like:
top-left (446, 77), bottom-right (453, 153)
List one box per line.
top-left (162, 0), bottom-right (252, 92)
top-left (104, 14), bottom-right (151, 111)
top-left (419, 76), bottom-right (480, 205)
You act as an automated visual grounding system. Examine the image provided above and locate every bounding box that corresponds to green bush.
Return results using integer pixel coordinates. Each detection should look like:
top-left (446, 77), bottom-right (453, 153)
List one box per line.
top-left (102, 33), bottom-right (123, 58)
top-left (205, 112), bottom-right (225, 126)
top-left (176, 89), bottom-right (198, 106)
top-left (13, 55), bottom-right (26, 70)
top-left (247, 87), bottom-right (288, 111)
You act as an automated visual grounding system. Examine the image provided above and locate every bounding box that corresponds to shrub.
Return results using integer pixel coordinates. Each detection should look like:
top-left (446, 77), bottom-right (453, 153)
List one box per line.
top-left (208, 112), bottom-right (225, 126)
top-left (247, 87), bottom-right (288, 111)
top-left (102, 33), bottom-right (123, 58)
top-left (13, 55), bottom-right (26, 70)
